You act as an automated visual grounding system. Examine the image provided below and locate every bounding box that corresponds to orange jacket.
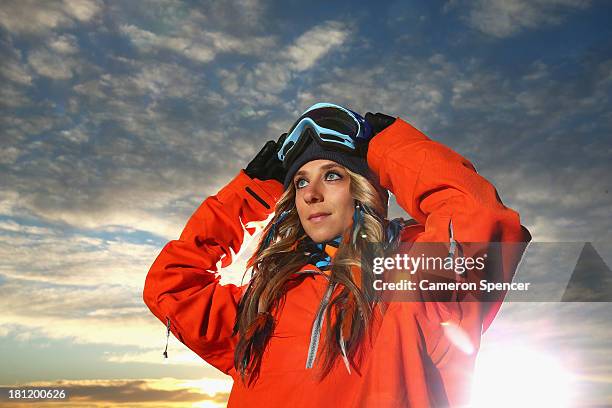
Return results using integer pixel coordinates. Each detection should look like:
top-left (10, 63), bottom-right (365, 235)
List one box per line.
top-left (143, 118), bottom-right (531, 407)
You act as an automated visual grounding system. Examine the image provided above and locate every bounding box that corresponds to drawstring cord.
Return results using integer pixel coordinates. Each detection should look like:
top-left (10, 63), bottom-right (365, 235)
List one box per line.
top-left (447, 218), bottom-right (465, 274)
top-left (447, 219), bottom-right (457, 260)
top-left (163, 317), bottom-right (171, 359)
top-left (306, 281), bottom-right (336, 369)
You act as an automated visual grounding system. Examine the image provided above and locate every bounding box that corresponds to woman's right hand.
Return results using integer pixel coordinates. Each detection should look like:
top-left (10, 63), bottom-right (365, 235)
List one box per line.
top-left (364, 112), bottom-right (396, 138)
top-left (244, 133), bottom-right (287, 183)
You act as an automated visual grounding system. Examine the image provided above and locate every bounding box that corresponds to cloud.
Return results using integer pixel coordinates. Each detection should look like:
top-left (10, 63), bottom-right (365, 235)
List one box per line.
top-left (48, 34), bottom-right (79, 54)
top-left (0, 202), bottom-right (259, 285)
top-left (59, 126), bottom-right (89, 143)
top-left (0, 281), bottom-right (169, 350)
top-left (120, 24), bottom-right (215, 63)
top-left (0, 38), bottom-right (32, 86)
top-left (220, 21), bottom-right (351, 106)
top-left (0, 147), bottom-right (20, 165)
top-left (293, 53), bottom-right (453, 130)
top-left (0, 0), bottom-right (101, 35)
top-left (62, 0), bottom-right (101, 22)
top-left (1, 112), bottom-right (62, 145)
top-left (1, 310), bottom-right (161, 350)
top-left (109, 0), bottom-right (268, 37)
top-left (197, 0), bottom-right (266, 33)
top-left (0, 219), bottom-right (164, 287)
top-left (73, 62), bottom-right (205, 100)
top-left (0, 271), bottom-right (242, 363)
top-left (27, 48), bottom-right (75, 80)
top-left (285, 21), bottom-right (350, 71)
top-left (0, 85), bottom-right (31, 108)
top-left (0, 37), bottom-right (33, 108)
top-left (453, 0), bottom-right (592, 38)
top-left (2, 20), bottom-right (346, 242)
top-left (119, 23), bottom-right (276, 64)
top-left (2, 55), bottom-right (237, 237)
top-left (22, 35), bottom-right (94, 82)
top-left (0, 215), bottom-right (258, 350)
top-left (4, 16), bottom-right (349, 243)
top-left (103, 348), bottom-right (204, 365)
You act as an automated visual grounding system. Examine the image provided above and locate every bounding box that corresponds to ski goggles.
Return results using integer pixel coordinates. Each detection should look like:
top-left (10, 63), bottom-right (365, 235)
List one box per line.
top-left (277, 102), bottom-right (372, 168)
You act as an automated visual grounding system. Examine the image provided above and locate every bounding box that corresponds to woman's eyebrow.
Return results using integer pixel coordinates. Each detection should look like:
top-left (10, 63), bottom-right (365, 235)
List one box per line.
top-left (294, 164), bottom-right (342, 178)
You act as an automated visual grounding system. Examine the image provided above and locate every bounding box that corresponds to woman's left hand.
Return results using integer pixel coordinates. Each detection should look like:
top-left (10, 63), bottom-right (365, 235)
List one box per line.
top-left (244, 133), bottom-right (287, 183)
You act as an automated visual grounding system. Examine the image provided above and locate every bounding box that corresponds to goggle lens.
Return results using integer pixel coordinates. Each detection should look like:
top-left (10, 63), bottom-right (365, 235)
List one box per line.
top-left (279, 104), bottom-right (363, 167)
top-left (303, 107), bottom-right (358, 135)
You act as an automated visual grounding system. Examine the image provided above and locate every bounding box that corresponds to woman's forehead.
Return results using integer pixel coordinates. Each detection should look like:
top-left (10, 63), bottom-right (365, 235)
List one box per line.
top-left (296, 159), bottom-right (343, 174)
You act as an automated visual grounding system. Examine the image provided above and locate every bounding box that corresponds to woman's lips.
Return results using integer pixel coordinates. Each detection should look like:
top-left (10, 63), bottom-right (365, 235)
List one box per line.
top-left (308, 213), bottom-right (330, 223)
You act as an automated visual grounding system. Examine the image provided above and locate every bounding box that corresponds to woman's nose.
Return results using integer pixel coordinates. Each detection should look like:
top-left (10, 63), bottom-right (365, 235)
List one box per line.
top-left (303, 182), bottom-right (323, 204)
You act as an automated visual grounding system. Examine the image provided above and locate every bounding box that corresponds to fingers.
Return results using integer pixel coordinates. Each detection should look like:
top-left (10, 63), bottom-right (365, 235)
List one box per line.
top-left (276, 132), bottom-right (288, 147)
top-left (375, 112), bottom-right (396, 126)
top-left (264, 140), bottom-right (277, 152)
top-left (365, 112), bottom-right (396, 134)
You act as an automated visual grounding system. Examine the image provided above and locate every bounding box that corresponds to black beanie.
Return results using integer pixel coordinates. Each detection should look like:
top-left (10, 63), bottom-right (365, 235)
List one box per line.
top-left (283, 141), bottom-right (389, 213)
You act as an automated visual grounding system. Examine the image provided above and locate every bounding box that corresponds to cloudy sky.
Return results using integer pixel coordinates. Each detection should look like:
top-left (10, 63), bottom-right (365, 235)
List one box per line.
top-left (1, 0), bottom-right (611, 406)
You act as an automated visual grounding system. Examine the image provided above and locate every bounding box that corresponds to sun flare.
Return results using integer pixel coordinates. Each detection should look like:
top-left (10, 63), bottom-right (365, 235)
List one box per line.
top-left (470, 344), bottom-right (578, 407)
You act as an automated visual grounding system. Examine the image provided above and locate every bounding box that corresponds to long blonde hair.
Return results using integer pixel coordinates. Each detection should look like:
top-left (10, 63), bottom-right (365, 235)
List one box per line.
top-left (233, 167), bottom-right (395, 384)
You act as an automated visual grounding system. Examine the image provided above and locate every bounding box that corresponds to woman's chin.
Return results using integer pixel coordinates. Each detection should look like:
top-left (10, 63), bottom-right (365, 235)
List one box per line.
top-left (306, 230), bottom-right (338, 243)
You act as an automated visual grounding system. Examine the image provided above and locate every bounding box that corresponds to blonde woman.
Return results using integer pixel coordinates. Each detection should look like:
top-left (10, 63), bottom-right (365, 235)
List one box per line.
top-left (143, 103), bottom-right (531, 407)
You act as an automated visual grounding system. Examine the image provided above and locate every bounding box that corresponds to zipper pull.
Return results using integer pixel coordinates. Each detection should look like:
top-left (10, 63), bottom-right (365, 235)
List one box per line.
top-left (163, 317), bottom-right (171, 359)
top-left (447, 219), bottom-right (466, 278)
top-left (447, 219), bottom-right (457, 260)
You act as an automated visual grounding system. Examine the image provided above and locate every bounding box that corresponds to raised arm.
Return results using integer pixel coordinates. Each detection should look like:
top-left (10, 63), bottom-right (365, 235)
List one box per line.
top-left (368, 116), bottom-right (531, 314)
top-left (366, 117), bottom-right (531, 404)
top-left (143, 169), bottom-right (283, 376)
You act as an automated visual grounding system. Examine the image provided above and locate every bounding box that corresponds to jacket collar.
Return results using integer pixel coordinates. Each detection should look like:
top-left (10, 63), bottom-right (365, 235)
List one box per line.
top-left (294, 235), bottom-right (342, 275)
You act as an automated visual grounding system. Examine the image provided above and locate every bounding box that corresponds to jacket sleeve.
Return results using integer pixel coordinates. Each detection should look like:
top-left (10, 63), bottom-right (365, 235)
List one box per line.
top-left (367, 118), bottom-right (532, 404)
top-left (143, 169), bottom-right (284, 376)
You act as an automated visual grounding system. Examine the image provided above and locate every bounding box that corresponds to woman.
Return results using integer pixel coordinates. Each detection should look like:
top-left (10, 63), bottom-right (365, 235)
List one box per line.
top-left (143, 103), bottom-right (531, 407)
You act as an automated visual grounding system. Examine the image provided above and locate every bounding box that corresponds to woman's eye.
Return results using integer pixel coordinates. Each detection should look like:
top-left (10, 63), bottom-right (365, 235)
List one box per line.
top-left (325, 171), bottom-right (342, 181)
top-left (295, 178), bottom-right (307, 189)
top-left (295, 171), bottom-right (341, 189)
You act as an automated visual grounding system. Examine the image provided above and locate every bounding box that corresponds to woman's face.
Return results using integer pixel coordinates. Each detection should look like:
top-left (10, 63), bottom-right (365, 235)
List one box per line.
top-left (293, 159), bottom-right (355, 243)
